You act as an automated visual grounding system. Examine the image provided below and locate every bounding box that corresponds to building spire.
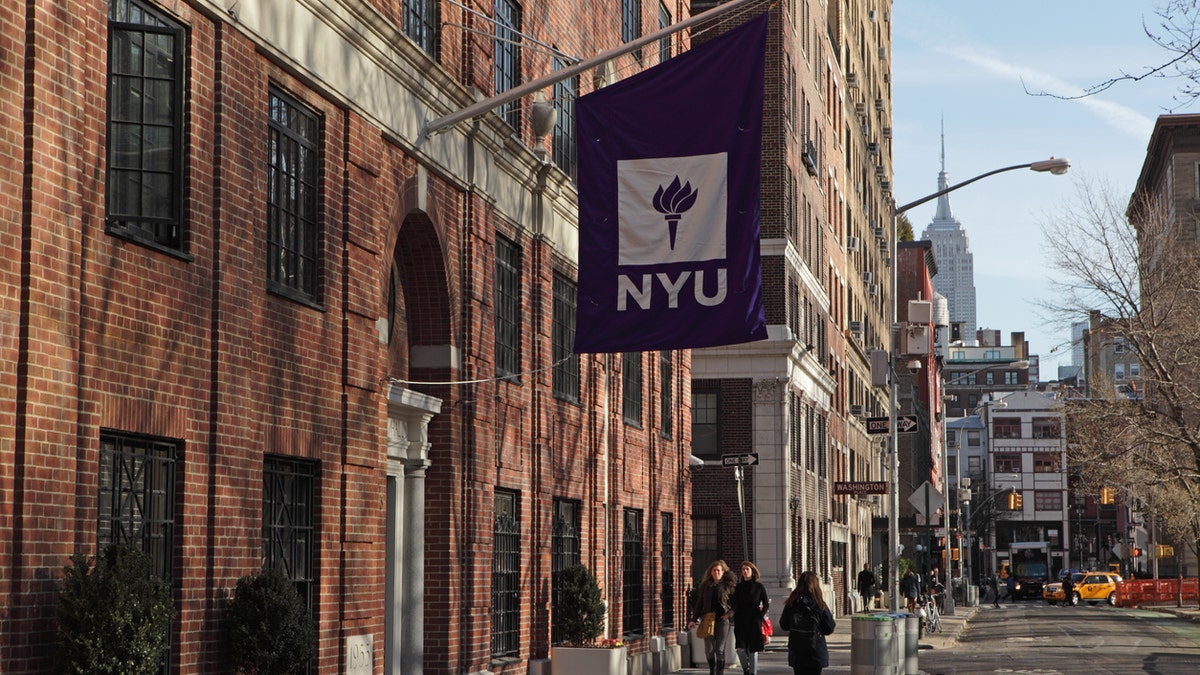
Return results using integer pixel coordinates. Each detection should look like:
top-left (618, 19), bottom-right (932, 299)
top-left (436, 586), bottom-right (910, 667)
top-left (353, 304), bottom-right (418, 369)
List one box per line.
top-left (934, 117), bottom-right (955, 222)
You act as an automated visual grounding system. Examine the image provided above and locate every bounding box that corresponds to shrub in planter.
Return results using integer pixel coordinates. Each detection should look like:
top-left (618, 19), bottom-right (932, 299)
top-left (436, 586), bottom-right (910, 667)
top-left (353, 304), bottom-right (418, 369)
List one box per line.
top-left (56, 543), bottom-right (174, 675)
top-left (556, 564), bottom-right (607, 647)
top-left (225, 566), bottom-right (316, 675)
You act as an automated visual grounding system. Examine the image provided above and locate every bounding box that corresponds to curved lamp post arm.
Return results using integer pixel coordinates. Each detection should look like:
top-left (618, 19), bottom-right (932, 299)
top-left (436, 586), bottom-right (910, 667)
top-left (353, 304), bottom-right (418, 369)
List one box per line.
top-left (894, 158), bottom-right (1069, 216)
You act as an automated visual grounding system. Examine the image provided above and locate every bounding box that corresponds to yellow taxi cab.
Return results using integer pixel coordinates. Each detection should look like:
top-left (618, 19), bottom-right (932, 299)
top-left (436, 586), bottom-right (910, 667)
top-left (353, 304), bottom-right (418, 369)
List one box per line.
top-left (1043, 571), bottom-right (1122, 606)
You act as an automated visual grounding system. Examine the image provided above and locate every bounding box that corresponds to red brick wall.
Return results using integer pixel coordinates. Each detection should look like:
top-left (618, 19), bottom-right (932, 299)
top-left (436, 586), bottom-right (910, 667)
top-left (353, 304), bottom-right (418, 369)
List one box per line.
top-left (3, 1), bottom-right (699, 673)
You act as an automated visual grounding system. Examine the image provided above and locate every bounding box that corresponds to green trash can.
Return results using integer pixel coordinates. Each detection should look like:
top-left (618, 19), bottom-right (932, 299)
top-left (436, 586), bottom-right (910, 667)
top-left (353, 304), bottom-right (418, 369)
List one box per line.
top-left (851, 613), bottom-right (896, 675)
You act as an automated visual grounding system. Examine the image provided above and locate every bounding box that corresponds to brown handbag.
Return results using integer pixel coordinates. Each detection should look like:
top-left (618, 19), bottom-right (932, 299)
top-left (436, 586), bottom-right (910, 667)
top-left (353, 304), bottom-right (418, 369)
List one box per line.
top-left (696, 612), bottom-right (716, 639)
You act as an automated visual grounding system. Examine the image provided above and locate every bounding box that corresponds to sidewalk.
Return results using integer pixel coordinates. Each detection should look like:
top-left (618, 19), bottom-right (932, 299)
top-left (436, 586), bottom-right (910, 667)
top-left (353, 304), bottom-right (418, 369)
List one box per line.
top-left (676, 604), bottom-right (978, 674)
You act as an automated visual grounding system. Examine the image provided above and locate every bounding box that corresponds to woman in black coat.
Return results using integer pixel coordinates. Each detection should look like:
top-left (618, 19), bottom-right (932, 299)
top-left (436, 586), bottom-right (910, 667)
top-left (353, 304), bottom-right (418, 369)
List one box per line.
top-left (732, 561), bottom-right (770, 675)
top-left (778, 570), bottom-right (836, 675)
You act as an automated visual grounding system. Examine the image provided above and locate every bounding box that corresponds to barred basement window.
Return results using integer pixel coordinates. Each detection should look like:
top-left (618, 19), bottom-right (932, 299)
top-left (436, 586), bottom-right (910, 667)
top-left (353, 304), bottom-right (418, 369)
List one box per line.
top-left (403, 0), bottom-right (440, 58)
top-left (106, 0), bottom-right (185, 252)
top-left (263, 456), bottom-right (317, 611)
top-left (659, 351), bottom-right (673, 438)
top-left (551, 499), bottom-right (581, 645)
top-left (267, 87), bottom-right (321, 302)
top-left (622, 352), bottom-right (643, 426)
top-left (552, 274), bottom-right (580, 402)
top-left (492, 491), bottom-right (521, 659)
top-left (552, 59), bottom-right (578, 178)
top-left (661, 513), bottom-right (675, 627)
top-left (495, 235), bottom-right (522, 380)
top-left (98, 431), bottom-right (178, 582)
top-left (622, 508), bottom-right (644, 637)
top-left (493, 0), bottom-right (522, 128)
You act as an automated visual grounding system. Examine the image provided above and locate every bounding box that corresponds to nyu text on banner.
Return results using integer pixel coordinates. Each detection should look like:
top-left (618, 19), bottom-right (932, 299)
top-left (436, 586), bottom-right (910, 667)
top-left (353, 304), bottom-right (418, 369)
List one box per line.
top-left (574, 12), bottom-right (768, 353)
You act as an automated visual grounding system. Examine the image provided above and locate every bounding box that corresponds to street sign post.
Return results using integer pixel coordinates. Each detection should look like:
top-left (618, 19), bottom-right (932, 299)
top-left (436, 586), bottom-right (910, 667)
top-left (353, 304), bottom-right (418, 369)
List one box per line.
top-left (722, 453), bottom-right (760, 466)
top-left (866, 415), bottom-right (918, 434)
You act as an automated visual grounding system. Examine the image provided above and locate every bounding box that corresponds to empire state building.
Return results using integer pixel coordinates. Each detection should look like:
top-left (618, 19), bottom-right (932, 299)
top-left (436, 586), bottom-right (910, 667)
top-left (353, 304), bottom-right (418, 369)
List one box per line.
top-left (920, 149), bottom-right (977, 342)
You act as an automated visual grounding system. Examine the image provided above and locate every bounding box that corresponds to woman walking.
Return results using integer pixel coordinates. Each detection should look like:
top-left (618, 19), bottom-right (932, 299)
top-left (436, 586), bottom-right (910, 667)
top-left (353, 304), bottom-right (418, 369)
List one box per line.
top-left (692, 560), bottom-right (735, 675)
top-left (733, 561), bottom-right (770, 675)
top-left (778, 571), bottom-right (836, 675)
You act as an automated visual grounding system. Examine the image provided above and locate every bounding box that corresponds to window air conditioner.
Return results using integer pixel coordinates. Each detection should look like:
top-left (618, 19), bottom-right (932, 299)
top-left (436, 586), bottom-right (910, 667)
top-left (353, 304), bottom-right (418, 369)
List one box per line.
top-left (867, 142), bottom-right (879, 154)
top-left (849, 320), bottom-right (863, 333)
top-left (847, 236), bottom-right (861, 251)
top-left (874, 226), bottom-right (886, 238)
top-left (869, 284), bottom-right (879, 296)
top-left (875, 98), bottom-right (885, 111)
top-left (850, 404), bottom-right (865, 417)
top-left (882, 126), bottom-right (892, 138)
top-left (863, 271), bottom-right (874, 284)
top-left (855, 102), bottom-right (867, 115)
top-left (847, 72), bottom-right (859, 88)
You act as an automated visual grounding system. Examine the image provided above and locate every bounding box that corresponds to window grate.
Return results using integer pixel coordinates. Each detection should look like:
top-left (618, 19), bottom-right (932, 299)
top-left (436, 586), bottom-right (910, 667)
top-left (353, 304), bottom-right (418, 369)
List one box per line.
top-left (551, 499), bottom-right (581, 644)
top-left (492, 491), bottom-right (521, 658)
top-left (98, 431), bottom-right (178, 582)
top-left (661, 514), bottom-right (675, 627)
top-left (495, 235), bottom-right (522, 379)
top-left (622, 509), bottom-right (644, 636)
top-left (263, 456), bottom-right (317, 613)
top-left (267, 87), bottom-right (321, 301)
top-left (552, 274), bottom-right (580, 402)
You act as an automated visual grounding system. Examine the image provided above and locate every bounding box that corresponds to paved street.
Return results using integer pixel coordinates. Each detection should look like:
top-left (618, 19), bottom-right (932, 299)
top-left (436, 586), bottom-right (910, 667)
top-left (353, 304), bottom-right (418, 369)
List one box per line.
top-left (675, 602), bottom-right (1200, 674)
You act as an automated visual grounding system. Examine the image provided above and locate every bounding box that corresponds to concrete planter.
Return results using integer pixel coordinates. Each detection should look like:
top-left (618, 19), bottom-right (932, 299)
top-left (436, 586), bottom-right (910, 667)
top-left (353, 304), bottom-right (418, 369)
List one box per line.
top-left (551, 645), bottom-right (628, 675)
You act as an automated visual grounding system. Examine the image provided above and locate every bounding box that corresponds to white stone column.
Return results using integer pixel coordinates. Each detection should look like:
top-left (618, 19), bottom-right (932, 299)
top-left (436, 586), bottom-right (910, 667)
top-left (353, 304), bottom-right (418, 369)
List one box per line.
top-left (386, 386), bottom-right (441, 675)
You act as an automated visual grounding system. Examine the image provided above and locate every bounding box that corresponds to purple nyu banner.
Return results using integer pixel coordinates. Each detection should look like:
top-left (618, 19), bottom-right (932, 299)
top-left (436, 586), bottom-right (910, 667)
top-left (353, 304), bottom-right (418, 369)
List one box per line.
top-left (573, 13), bottom-right (768, 354)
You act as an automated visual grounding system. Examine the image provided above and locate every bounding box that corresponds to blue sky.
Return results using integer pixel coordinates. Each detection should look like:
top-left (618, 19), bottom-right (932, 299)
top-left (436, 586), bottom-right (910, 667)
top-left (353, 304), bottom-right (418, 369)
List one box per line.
top-left (892, 1), bottom-right (1186, 374)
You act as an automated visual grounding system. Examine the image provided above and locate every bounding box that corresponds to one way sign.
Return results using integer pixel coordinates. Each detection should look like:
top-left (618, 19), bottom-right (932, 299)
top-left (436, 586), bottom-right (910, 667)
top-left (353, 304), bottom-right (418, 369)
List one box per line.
top-left (865, 415), bottom-right (919, 434)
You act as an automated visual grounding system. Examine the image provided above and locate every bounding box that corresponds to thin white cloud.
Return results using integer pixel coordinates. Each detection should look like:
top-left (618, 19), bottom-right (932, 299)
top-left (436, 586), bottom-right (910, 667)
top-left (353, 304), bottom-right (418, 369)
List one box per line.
top-left (935, 44), bottom-right (1155, 140)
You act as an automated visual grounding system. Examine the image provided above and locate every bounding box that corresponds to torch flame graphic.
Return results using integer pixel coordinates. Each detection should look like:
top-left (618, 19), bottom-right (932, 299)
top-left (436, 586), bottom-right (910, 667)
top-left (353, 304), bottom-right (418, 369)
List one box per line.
top-left (653, 177), bottom-right (699, 249)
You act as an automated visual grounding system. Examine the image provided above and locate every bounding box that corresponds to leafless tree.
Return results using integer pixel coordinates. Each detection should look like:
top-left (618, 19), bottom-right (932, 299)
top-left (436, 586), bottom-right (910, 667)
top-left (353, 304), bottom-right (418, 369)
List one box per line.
top-left (1027, 2), bottom-right (1200, 110)
top-left (1040, 177), bottom-right (1200, 576)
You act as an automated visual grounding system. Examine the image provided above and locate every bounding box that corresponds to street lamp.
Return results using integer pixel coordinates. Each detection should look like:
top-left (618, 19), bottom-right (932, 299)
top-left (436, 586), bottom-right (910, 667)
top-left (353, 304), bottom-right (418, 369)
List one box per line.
top-left (887, 159), bottom-right (1066, 612)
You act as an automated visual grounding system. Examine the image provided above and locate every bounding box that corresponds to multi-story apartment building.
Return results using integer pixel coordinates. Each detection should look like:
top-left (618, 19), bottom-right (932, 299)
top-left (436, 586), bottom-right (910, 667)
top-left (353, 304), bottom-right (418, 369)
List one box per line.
top-left (943, 338), bottom-right (1032, 417)
top-left (690, 0), bottom-right (894, 615)
top-left (1, 0), bottom-right (715, 672)
top-left (984, 391), bottom-right (1069, 580)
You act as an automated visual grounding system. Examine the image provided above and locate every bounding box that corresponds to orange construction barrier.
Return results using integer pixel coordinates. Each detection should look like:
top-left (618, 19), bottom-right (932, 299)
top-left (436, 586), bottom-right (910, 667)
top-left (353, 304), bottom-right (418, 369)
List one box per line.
top-left (1116, 578), bottom-right (1200, 607)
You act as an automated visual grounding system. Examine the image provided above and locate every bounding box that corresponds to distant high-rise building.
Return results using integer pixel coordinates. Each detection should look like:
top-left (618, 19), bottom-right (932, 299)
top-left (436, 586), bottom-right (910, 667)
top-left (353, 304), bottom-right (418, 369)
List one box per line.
top-left (1071, 320), bottom-right (1088, 367)
top-left (921, 129), bottom-right (978, 339)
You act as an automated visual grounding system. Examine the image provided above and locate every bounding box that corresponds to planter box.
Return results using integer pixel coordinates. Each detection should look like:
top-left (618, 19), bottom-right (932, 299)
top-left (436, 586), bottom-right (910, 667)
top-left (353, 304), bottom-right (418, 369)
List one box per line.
top-left (551, 645), bottom-right (628, 675)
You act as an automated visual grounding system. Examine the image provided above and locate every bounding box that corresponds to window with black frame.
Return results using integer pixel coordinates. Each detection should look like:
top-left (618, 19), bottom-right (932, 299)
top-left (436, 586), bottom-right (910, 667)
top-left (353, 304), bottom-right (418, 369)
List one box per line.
top-left (403, 0), bottom-right (439, 58)
top-left (659, 351), bottom-right (673, 438)
top-left (660, 514), bottom-right (675, 627)
top-left (263, 456), bottom-right (317, 612)
top-left (622, 0), bottom-right (642, 64)
top-left (493, 0), bottom-right (522, 128)
top-left (552, 273), bottom-right (580, 402)
top-left (266, 87), bottom-right (321, 303)
top-left (106, 0), bottom-right (185, 252)
top-left (98, 431), bottom-right (178, 674)
top-left (657, 2), bottom-right (671, 62)
top-left (692, 391), bottom-right (719, 459)
top-left (622, 508), bottom-right (644, 637)
top-left (492, 490), bottom-right (521, 659)
top-left (551, 59), bottom-right (577, 178)
top-left (622, 352), bottom-right (643, 426)
top-left (494, 235), bottom-right (522, 379)
top-left (550, 498), bottom-right (581, 645)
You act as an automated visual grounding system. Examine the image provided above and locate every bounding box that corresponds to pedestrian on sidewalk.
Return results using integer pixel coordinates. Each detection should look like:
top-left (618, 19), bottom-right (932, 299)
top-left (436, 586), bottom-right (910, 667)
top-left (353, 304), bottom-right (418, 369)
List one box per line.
top-left (691, 560), bottom-right (735, 675)
top-left (901, 569), bottom-right (919, 613)
top-left (856, 563), bottom-right (876, 612)
top-left (989, 574), bottom-right (1000, 608)
top-left (733, 561), bottom-right (770, 675)
top-left (779, 571), bottom-right (836, 675)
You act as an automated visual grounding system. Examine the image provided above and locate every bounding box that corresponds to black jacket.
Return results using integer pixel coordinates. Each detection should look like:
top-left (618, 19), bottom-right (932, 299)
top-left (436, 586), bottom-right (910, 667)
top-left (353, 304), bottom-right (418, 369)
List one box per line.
top-left (779, 595), bottom-right (836, 669)
top-left (733, 580), bottom-right (770, 653)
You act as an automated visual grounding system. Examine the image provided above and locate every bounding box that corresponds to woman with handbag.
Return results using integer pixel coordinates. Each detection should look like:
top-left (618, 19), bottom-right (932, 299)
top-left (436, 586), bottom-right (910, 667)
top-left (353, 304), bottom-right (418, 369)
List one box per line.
top-left (778, 571), bottom-right (836, 675)
top-left (691, 560), bottom-right (735, 675)
top-left (733, 561), bottom-right (770, 675)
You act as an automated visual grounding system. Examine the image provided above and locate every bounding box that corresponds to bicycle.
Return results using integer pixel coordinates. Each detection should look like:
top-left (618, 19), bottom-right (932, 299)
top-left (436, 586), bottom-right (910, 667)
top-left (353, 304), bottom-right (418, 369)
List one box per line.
top-left (916, 593), bottom-right (941, 636)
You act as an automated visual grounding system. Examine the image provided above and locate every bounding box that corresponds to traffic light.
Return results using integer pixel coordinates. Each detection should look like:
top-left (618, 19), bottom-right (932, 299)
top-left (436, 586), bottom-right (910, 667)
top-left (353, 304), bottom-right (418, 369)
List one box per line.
top-left (1132, 547), bottom-right (1143, 558)
top-left (1100, 487), bottom-right (1115, 505)
top-left (1007, 489), bottom-right (1023, 510)
top-left (1157, 544), bottom-right (1175, 558)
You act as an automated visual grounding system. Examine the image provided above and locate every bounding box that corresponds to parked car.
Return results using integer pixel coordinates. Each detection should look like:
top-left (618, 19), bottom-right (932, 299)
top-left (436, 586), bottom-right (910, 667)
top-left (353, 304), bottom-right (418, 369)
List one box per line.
top-left (1043, 571), bottom-right (1123, 606)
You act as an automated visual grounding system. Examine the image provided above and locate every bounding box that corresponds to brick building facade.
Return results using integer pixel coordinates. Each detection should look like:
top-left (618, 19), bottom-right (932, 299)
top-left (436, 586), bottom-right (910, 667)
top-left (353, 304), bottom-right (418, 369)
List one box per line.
top-left (1, 0), bottom-right (698, 672)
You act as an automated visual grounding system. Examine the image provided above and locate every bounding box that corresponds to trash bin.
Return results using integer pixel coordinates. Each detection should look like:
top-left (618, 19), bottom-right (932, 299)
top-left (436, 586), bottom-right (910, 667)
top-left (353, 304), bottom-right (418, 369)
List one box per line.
top-left (898, 613), bottom-right (919, 675)
top-left (850, 613), bottom-right (896, 675)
